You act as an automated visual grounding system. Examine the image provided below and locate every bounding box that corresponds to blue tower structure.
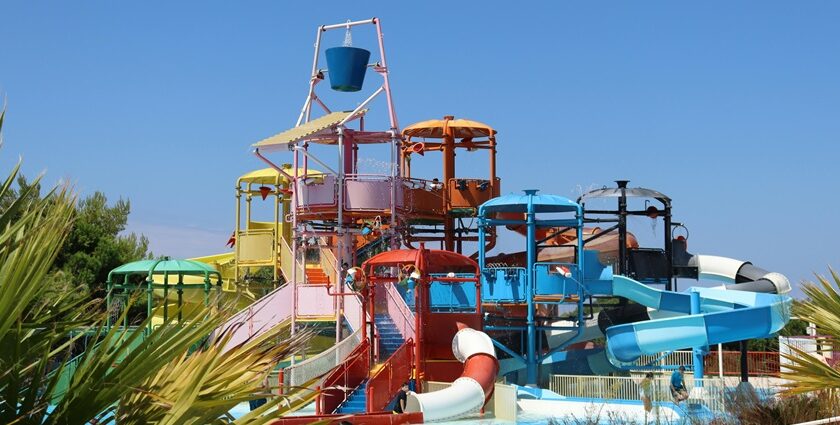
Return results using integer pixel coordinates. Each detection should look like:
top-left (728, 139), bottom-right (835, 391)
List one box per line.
top-left (477, 190), bottom-right (585, 386)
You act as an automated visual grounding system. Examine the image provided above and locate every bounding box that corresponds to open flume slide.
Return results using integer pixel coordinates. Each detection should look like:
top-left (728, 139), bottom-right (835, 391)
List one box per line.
top-left (603, 275), bottom-right (792, 364)
top-left (405, 323), bottom-right (499, 422)
top-left (217, 283), bottom-right (293, 352)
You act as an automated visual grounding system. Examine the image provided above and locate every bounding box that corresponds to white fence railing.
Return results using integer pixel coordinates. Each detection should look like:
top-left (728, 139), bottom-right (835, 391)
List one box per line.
top-left (549, 374), bottom-right (729, 414)
top-left (283, 327), bottom-right (362, 389)
top-left (633, 350), bottom-right (695, 370)
top-left (780, 336), bottom-right (839, 373)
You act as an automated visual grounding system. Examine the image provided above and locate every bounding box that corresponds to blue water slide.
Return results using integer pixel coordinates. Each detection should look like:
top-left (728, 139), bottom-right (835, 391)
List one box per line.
top-left (603, 275), bottom-right (792, 364)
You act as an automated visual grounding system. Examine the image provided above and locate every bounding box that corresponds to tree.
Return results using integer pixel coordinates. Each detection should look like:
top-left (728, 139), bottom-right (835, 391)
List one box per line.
top-left (53, 192), bottom-right (151, 298)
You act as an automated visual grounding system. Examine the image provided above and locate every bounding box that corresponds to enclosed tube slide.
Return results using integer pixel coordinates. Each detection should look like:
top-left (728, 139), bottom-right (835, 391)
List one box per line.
top-left (673, 238), bottom-right (792, 294)
top-left (689, 254), bottom-right (791, 294)
top-left (405, 323), bottom-right (499, 422)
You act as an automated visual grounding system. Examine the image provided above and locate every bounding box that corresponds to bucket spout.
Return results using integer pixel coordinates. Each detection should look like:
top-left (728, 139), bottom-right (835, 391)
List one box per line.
top-left (325, 46), bottom-right (371, 92)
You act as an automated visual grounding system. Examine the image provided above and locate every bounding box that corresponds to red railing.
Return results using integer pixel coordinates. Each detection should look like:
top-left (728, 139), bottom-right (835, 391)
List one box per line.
top-left (703, 351), bottom-right (781, 376)
top-left (367, 339), bottom-right (414, 412)
top-left (317, 338), bottom-right (371, 415)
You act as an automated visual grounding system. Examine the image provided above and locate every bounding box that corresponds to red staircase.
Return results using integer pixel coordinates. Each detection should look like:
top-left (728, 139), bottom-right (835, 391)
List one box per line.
top-left (305, 267), bottom-right (331, 285)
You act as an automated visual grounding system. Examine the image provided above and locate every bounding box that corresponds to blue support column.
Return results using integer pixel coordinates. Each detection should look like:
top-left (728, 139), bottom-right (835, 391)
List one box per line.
top-left (525, 190), bottom-right (537, 386)
top-left (690, 289), bottom-right (705, 386)
top-left (478, 218), bottom-right (486, 270)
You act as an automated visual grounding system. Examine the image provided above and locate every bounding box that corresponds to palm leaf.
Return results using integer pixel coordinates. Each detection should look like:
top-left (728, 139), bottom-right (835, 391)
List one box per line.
top-left (118, 318), bottom-right (315, 425)
top-left (1, 105), bottom-right (319, 423)
top-left (782, 268), bottom-right (840, 394)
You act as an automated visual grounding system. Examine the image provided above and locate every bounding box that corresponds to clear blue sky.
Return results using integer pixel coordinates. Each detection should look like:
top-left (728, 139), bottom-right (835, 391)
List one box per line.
top-left (2, 2), bottom-right (838, 296)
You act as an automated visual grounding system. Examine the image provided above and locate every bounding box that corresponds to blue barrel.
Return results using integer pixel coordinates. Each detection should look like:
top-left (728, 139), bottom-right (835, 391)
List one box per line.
top-left (325, 46), bottom-right (371, 92)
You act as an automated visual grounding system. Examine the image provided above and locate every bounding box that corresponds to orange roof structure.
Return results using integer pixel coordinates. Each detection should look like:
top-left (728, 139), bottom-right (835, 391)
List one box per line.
top-left (403, 117), bottom-right (496, 139)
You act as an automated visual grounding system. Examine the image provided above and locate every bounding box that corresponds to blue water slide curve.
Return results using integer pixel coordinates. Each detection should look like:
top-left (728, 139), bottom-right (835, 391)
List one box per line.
top-left (604, 276), bottom-right (792, 365)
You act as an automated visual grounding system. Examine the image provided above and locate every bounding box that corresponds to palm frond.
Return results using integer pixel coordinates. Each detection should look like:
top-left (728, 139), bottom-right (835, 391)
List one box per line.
top-left (1, 105), bottom-right (318, 423)
top-left (118, 319), bottom-right (314, 425)
top-left (782, 268), bottom-right (840, 394)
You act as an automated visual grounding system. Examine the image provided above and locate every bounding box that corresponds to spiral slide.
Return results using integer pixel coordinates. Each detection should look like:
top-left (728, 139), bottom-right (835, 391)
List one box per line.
top-left (405, 323), bottom-right (499, 422)
top-left (603, 275), bottom-right (792, 364)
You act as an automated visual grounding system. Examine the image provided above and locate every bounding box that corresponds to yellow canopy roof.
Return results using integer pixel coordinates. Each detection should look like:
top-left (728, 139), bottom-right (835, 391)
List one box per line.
top-left (237, 167), bottom-right (322, 185)
top-left (403, 117), bottom-right (496, 139)
top-left (252, 110), bottom-right (366, 151)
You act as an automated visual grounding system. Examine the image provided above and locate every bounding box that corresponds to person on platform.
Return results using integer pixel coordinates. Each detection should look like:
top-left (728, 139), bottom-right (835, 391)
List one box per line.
top-left (670, 366), bottom-right (689, 403)
top-left (393, 382), bottom-right (410, 414)
top-left (640, 372), bottom-right (654, 413)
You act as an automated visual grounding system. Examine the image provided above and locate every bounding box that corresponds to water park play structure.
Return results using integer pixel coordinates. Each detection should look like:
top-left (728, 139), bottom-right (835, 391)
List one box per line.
top-left (85, 17), bottom-right (795, 424)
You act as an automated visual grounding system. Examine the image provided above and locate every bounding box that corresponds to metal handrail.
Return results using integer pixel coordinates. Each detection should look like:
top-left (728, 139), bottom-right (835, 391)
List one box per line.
top-left (296, 174), bottom-right (338, 209)
top-left (343, 174), bottom-right (400, 212)
top-left (632, 350), bottom-right (782, 377)
top-left (317, 237), bottom-right (339, 285)
top-left (366, 338), bottom-right (413, 412)
top-left (383, 282), bottom-right (415, 339)
top-left (283, 327), bottom-right (362, 388)
top-left (318, 338), bottom-right (370, 415)
top-left (278, 235), bottom-right (305, 284)
top-left (355, 234), bottom-right (391, 263)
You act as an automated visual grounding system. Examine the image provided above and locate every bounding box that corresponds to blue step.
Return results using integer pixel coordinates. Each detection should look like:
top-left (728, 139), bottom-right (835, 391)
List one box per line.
top-left (374, 314), bottom-right (405, 358)
top-left (336, 380), bottom-right (368, 414)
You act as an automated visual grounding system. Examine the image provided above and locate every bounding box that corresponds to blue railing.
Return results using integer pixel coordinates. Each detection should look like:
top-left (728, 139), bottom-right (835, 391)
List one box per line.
top-left (428, 273), bottom-right (476, 312)
top-left (534, 262), bottom-right (580, 298)
top-left (355, 235), bottom-right (391, 265)
top-left (481, 267), bottom-right (527, 303)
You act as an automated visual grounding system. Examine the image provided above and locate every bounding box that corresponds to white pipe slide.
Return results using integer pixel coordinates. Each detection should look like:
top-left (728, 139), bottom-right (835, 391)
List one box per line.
top-left (405, 324), bottom-right (499, 422)
top-left (690, 254), bottom-right (792, 294)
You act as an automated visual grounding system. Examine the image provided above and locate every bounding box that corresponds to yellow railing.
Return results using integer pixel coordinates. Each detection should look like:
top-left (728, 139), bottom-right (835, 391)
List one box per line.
top-left (278, 235), bottom-right (305, 284)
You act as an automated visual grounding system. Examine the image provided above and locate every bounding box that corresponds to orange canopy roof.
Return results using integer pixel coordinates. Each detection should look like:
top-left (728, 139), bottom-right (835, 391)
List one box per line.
top-left (402, 116), bottom-right (496, 139)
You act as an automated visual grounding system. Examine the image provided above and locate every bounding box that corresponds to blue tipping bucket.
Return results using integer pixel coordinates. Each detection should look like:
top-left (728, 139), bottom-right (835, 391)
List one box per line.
top-left (325, 46), bottom-right (371, 92)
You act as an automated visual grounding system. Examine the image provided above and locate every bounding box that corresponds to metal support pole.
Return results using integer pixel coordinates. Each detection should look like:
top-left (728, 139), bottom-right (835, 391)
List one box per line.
top-left (525, 189), bottom-right (537, 386)
top-left (296, 26), bottom-right (323, 127)
top-left (390, 131), bottom-right (398, 249)
top-left (322, 18), bottom-right (376, 31)
top-left (373, 18), bottom-right (399, 131)
top-left (146, 278), bottom-right (153, 334)
top-left (204, 277), bottom-right (211, 307)
top-left (617, 180), bottom-right (628, 275)
top-left (334, 128), bottom-right (353, 343)
top-left (442, 118), bottom-right (456, 252)
top-left (740, 340), bottom-right (749, 383)
top-left (291, 148), bottom-right (299, 338)
top-left (106, 281), bottom-right (112, 328)
top-left (690, 289), bottom-right (704, 386)
top-left (234, 186), bottom-right (241, 282)
top-left (177, 279), bottom-right (183, 324)
top-left (664, 202), bottom-right (673, 291)
top-left (273, 184), bottom-right (281, 283)
top-left (477, 219), bottom-right (486, 270)
top-left (163, 272), bottom-right (169, 322)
